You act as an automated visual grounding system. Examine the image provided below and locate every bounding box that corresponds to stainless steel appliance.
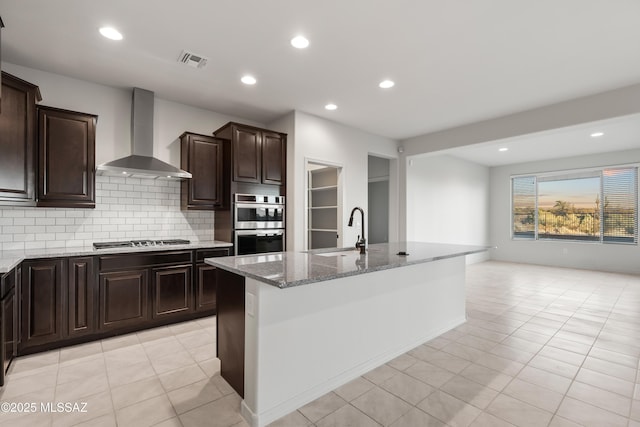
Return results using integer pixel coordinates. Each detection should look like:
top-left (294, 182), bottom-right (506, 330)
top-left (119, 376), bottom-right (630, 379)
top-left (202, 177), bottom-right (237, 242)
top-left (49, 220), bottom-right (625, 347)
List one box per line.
top-left (93, 239), bottom-right (190, 249)
top-left (234, 194), bottom-right (285, 255)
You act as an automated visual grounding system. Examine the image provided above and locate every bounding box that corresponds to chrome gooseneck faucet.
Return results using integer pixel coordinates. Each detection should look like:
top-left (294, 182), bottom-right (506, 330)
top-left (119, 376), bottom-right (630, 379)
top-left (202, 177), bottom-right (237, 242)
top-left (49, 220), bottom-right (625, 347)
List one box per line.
top-left (348, 207), bottom-right (366, 254)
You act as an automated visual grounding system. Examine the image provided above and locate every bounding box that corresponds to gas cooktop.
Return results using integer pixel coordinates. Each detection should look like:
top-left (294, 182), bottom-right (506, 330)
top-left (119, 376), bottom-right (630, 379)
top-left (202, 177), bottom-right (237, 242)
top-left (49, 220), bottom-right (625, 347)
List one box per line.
top-left (93, 239), bottom-right (190, 249)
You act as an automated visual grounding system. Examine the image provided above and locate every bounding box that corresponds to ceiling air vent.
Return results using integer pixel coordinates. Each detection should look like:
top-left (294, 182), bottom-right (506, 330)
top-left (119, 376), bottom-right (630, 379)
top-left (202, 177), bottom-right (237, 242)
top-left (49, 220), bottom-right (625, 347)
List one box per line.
top-left (178, 50), bottom-right (208, 69)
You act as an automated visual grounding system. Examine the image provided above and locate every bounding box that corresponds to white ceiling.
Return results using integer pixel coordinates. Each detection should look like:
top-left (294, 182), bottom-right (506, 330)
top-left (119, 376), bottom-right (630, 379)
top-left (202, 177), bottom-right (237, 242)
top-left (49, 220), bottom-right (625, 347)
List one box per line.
top-left (1, 0), bottom-right (640, 143)
top-left (443, 113), bottom-right (640, 166)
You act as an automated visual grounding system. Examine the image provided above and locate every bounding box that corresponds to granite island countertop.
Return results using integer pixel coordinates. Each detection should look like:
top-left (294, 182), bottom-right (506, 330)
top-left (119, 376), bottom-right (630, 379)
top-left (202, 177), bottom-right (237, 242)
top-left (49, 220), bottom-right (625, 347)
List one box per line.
top-left (0, 240), bottom-right (233, 273)
top-left (205, 241), bottom-right (490, 288)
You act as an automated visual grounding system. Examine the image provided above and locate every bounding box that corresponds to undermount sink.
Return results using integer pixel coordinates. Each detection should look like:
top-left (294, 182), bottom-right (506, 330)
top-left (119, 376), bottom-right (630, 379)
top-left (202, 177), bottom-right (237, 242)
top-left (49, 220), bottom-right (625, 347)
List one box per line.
top-left (315, 250), bottom-right (359, 258)
top-left (314, 248), bottom-right (375, 257)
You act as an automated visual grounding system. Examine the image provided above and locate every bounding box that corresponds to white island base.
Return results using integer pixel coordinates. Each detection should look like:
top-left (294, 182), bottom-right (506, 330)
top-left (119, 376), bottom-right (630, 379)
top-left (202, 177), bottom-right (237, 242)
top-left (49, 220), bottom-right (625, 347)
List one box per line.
top-left (241, 255), bottom-right (466, 427)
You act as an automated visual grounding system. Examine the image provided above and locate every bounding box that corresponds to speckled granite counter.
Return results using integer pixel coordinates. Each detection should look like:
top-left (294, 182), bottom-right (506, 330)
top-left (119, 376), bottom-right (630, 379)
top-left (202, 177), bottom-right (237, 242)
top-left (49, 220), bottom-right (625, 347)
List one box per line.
top-left (0, 240), bottom-right (233, 273)
top-left (205, 241), bottom-right (489, 288)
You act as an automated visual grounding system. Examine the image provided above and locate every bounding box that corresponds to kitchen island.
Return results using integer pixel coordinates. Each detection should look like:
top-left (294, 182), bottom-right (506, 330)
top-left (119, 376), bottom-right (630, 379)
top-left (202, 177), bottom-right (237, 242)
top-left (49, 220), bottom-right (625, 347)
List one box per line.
top-left (205, 242), bottom-right (489, 427)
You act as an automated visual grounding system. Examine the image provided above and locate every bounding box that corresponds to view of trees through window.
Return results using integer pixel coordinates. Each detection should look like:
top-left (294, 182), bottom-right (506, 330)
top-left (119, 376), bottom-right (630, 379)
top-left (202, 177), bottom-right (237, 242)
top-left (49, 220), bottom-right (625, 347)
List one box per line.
top-left (512, 167), bottom-right (638, 244)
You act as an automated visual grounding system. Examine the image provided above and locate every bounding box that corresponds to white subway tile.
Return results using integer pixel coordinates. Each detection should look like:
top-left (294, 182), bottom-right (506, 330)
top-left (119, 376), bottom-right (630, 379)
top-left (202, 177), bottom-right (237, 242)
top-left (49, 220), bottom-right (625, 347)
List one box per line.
top-left (45, 240), bottom-right (65, 249)
top-left (56, 218), bottom-right (75, 225)
top-left (13, 233), bottom-right (36, 242)
top-left (25, 241), bottom-right (46, 250)
top-left (3, 225), bottom-right (25, 234)
top-left (24, 210), bottom-right (46, 218)
top-left (0, 218), bottom-right (13, 226)
top-left (3, 210), bottom-right (26, 218)
top-left (3, 242), bottom-right (25, 251)
top-left (36, 233), bottom-right (56, 241)
top-left (45, 210), bottom-right (66, 217)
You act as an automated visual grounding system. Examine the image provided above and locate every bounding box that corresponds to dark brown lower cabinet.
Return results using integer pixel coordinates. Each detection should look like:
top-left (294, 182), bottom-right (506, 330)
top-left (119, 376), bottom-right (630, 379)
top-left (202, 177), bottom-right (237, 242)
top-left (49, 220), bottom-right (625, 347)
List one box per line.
top-left (20, 259), bottom-right (64, 351)
top-left (1, 267), bottom-right (18, 387)
top-left (152, 265), bottom-right (193, 319)
top-left (195, 248), bottom-right (231, 312)
top-left (7, 246), bottom-right (232, 363)
top-left (67, 257), bottom-right (95, 337)
top-left (99, 270), bottom-right (149, 331)
top-left (196, 264), bottom-right (217, 311)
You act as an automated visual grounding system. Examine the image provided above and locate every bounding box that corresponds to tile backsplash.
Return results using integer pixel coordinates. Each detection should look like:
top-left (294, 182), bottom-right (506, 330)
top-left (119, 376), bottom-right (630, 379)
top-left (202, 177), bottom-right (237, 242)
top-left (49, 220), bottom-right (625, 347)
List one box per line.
top-left (0, 176), bottom-right (216, 251)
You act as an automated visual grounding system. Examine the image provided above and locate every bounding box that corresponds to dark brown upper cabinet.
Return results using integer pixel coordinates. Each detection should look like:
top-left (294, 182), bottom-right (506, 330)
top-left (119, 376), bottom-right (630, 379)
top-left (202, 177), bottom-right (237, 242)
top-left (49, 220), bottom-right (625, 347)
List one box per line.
top-left (37, 106), bottom-right (97, 208)
top-left (180, 132), bottom-right (228, 210)
top-left (0, 72), bottom-right (41, 205)
top-left (214, 122), bottom-right (286, 186)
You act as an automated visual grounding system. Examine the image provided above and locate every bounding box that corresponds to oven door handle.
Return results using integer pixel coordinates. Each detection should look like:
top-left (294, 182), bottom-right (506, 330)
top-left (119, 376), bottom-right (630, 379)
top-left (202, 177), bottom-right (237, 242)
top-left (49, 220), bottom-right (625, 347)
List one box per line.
top-left (235, 203), bottom-right (284, 210)
top-left (235, 230), bottom-right (285, 237)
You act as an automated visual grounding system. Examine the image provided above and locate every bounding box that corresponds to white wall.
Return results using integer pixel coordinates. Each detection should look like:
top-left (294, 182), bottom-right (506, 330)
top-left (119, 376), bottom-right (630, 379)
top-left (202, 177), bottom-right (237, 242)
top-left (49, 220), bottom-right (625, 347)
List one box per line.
top-left (2, 62), bottom-right (264, 166)
top-left (278, 111), bottom-right (399, 252)
top-left (406, 155), bottom-right (490, 263)
top-left (490, 148), bottom-right (640, 274)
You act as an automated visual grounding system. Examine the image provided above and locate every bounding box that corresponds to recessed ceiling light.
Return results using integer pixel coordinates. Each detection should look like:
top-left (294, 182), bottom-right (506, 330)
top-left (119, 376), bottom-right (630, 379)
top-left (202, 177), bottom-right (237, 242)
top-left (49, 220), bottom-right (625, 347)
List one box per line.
top-left (325, 103), bottom-right (337, 111)
top-left (498, 147), bottom-right (508, 152)
top-left (291, 36), bottom-right (309, 49)
top-left (379, 80), bottom-right (395, 89)
top-left (99, 27), bottom-right (123, 41)
top-left (590, 132), bottom-right (604, 137)
top-left (241, 75), bottom-right (257, 85)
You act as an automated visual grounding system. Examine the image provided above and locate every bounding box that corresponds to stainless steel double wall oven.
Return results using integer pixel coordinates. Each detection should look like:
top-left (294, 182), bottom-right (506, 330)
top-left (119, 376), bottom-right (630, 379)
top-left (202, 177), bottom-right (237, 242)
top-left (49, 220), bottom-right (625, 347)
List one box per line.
top-left (234, 194), bottom-right (285, 255)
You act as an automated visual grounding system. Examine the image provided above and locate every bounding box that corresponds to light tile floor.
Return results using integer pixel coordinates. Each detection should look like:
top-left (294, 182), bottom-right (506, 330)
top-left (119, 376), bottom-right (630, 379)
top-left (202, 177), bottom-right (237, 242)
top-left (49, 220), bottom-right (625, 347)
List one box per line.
top-left (1, 261), bottom-right (640, 427)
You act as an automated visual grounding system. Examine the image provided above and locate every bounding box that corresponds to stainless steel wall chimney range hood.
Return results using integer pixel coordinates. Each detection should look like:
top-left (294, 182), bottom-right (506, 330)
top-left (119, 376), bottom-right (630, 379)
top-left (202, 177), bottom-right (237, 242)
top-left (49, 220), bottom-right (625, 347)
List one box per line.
top-left (96, 88), bottom-right (192, 179)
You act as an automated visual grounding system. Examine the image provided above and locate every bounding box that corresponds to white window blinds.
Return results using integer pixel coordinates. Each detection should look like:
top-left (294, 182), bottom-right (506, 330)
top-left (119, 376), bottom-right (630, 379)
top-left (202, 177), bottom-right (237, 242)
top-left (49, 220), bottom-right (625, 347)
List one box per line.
top-left (602, 167), bottom-right (638, 244)
top-left (512, 176), bottom-right (536, 239)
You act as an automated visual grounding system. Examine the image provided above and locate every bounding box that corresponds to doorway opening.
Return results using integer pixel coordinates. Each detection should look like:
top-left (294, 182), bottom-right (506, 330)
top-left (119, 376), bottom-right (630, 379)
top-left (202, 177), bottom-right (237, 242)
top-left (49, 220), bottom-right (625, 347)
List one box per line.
top-left (306, 160), bottom-right (343, 249)
top-left (368, 155), bottom-right (390, 244)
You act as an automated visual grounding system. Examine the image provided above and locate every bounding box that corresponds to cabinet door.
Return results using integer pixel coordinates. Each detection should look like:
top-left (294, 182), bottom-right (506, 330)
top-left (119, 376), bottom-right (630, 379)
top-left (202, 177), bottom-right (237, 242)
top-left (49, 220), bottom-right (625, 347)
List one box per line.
top-left (261, 132), bottom-right (286, 185)
top-left (67, 257), bottom-right (95, 337)
top-left (181, 133), bottom-right (224, 210)
top-left (2, 288), bottom-right (16, 378)
top-left (152, 265), bottom-right (193, 319)
top-left (99, 270), bottom-right (149, 331)
top-left (20, 260), bottom-right (64, 350)
top-left (232, 126), bottom-right (261, 183)
top-left (0, 72), bottom-right (39, 204)
top-left (37, 106), bottom-right (96, 208)
top-left (196, 263), bottom-right (217, 312)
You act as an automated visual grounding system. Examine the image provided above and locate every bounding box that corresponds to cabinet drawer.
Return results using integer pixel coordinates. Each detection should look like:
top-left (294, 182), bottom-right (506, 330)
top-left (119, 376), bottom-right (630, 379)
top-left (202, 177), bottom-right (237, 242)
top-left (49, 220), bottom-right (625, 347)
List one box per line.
top-left (99, 251), bottom-right (193, 271)
top-left (196, 248), bottom-right (231, 262)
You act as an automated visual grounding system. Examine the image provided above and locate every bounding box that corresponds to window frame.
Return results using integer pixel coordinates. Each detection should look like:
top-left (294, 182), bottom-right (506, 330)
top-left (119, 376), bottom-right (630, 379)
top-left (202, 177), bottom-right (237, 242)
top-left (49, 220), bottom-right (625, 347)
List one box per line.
top-left (510, 163), bottom-right (639, 245)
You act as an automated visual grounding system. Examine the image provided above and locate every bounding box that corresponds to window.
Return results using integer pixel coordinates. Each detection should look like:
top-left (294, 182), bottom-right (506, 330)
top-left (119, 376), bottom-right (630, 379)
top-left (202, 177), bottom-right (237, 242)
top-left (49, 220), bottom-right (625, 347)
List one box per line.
top-left (512, 166), bottom-right (638, 244)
